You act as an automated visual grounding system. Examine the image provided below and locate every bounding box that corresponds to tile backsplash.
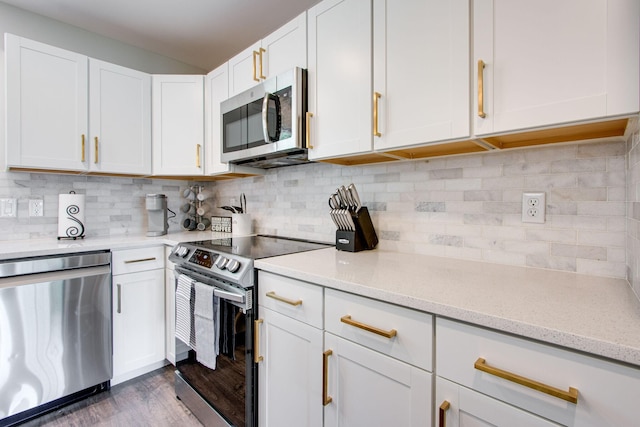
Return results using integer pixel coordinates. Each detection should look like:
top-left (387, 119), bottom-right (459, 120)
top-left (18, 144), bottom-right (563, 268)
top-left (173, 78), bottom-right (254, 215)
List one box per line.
top-left (0, 136), bottom-right (635, 286)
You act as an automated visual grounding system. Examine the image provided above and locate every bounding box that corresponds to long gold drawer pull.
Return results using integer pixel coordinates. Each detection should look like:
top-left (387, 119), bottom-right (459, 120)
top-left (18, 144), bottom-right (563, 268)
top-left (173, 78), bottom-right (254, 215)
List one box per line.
top-left (474, 358), bottom-right (578, 404)
top-left (323, 349), bottom-right (333, 406)
top-left (373, 92), bottom-right (382, 137)
top-left (94, 136), bottom-right (99, 163)
top-left (340, 315), bottom-right (397, 339)
top-left (266, 291), bottom-right (302, 306)
top-left (81, 134), bottom-right (86, 162)
top-left (252, 51), bottom-right (259, 82)
top-left (196, 144), bottom-right (202, 168)
top-left (124, 257), bottom-right (157, 264)
top-left (438, 401), bottom-right (450, 427)
top-left (258, 47), bottom-right (266, 80)
top-left (306, 112), bottom-right (313, 149)
top-left (477, 59), bottom-right (486, 118)
top-left (254, 319), bottom-right (263, 363)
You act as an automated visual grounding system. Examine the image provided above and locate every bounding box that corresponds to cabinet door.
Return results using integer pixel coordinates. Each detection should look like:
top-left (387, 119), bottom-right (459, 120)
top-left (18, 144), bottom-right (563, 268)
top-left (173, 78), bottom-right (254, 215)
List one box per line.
top-left (307, 0), bottom-right (373, 160)
top-left (228, 41), bottom-right (262, 97)
top-left (257, 307), bottom-right (323, 427)
top-left (474, 0), bottom-right (640, 136)
top-left (436, 377), bottom-right (561, 427)
top-left (323, 333), bottom-right (431, 427)
top-left (5, 34), bottom-right (88, 171)
top-left (112, 268), bottom-right (165, 384)
top-left (205, 63), bottom-right (231, 174)
top-left (261, 12), bottom-right (307, 79)
top-left (89, 59), bottom-right (151, 174)
top-left (372, 0), bottom-right (469, 151)
top-left (152, 75), bottom-right (204, 175)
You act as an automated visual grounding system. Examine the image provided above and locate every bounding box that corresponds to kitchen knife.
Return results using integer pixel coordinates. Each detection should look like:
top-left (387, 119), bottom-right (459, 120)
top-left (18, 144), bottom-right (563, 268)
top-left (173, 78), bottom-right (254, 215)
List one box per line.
top-left (348, 184), bottom-right (362, 212)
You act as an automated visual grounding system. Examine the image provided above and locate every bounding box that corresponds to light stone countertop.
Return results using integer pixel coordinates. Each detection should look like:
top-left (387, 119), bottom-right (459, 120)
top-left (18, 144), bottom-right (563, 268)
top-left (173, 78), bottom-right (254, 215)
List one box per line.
top-left (0, 231), bottom-right (230, 260)
top-left (255, 247), bottom-right (640, 368)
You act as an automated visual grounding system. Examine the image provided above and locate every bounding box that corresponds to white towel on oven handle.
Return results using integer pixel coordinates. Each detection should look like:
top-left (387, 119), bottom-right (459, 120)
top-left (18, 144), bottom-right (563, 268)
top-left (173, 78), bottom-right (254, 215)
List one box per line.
top-left (175, 273), bottom-right (194, 349)
top-left (194, 280), bottom-right (220, 369)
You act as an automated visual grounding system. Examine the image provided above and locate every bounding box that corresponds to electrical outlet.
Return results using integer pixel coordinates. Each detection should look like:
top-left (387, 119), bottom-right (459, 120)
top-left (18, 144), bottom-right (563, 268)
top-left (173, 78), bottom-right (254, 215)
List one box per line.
top-left (0, 198), bottom-right (17, 217)
top-left (29, 199), bottom-right (44, 217)
top-left (522, 192), bottom-right (545, 224)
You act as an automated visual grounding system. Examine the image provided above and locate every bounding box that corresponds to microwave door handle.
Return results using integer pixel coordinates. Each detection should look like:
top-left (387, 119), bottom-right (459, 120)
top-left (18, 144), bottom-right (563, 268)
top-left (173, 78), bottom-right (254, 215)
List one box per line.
top-left (262, 92), bottom-right (281, 142)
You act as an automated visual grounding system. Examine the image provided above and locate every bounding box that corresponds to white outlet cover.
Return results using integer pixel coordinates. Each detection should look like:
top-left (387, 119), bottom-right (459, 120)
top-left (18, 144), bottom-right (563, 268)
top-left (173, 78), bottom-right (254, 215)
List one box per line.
top-left (0, 198), bottom-right (17, 217)
top-left (522, 192), bottom-right (545, 224)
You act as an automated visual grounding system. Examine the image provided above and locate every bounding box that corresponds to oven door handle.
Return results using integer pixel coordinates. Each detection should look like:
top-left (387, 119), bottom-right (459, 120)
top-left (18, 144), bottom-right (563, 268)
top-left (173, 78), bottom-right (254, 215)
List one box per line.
top-left (214, 288), bottom-right (245, 304)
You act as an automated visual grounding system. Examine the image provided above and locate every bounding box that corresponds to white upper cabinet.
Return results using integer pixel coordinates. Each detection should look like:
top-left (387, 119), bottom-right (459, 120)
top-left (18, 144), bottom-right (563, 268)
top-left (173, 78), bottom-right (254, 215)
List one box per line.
top-left (372, 0), bottom-right (470, 152)
top-left (228, 12), bottom-right (307, 97)
top-left (473, 0), bottom-right (640, 136)
top-left (152, 75), bottom-right (205, 176)
top-left (5, 34), bottom-right (152, 175)
top-left (89, 60), bottom-right (151, 174)
top-left (307, 0), bottom-right (373, 161)
top-left (6, 34), bottom-right (89, 172)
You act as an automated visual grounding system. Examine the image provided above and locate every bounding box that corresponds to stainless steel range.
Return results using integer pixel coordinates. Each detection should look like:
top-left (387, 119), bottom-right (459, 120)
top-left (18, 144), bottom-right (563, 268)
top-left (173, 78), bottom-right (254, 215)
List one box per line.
top-left (168, 235), bottom-right (331, 427)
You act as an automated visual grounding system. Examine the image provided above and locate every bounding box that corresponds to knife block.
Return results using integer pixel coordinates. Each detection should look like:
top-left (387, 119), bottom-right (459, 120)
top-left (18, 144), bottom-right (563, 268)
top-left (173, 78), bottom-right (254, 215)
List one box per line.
top-left (335, 207), bottom-right (378, 252)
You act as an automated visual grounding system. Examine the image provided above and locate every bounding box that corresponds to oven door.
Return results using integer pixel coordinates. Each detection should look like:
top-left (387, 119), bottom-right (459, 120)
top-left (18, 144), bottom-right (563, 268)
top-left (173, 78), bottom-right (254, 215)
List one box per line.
top-left (174, 268), bottom-right (256, 427)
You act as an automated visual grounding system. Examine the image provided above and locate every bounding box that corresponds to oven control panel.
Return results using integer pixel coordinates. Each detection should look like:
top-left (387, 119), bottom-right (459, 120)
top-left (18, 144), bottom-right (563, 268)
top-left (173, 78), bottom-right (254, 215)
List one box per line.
top-left (189, 249), bottom-right (217, 269)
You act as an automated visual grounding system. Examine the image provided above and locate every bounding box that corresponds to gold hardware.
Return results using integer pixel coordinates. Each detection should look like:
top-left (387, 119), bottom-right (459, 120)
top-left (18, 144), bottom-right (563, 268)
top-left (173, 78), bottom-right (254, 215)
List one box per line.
top-left (124, 257), bottom-right (157, 264)
top-left (81, 134), bottom-right (85, 162)
top-left (477, 59), bottom-right (486, 118)
top-left (254, 319), bottom-right (263, 363)
top-left (306, 112), bottom-right (313, 149)
top-left (340, 315), bottom-right (397, 339)
top-left (323, 349), bottom-right (333, 405)
top-left (438, 401), bottom-right (450, 427)
top-left (94, 137), bottom-right (99, 163)
top-left (266, 291), bottom-right (302, 306)
top-left (373, 92), bottom-right (382, 137)
top-left (252, 51), bottom-right (260, 82)
top-left (196, 144), bottom-right (201, 168)
top-left (117, 284), bottom-right (122, 314)
top-left (474, 358), bottom-right (578, 404)
top-left (258, 47), bottom-right (266, 80)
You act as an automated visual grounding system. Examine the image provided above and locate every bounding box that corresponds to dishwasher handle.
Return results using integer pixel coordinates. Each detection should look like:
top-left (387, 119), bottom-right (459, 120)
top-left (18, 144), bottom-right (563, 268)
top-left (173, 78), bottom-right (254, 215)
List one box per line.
top-left (0, 265), bottom-right (111, 290)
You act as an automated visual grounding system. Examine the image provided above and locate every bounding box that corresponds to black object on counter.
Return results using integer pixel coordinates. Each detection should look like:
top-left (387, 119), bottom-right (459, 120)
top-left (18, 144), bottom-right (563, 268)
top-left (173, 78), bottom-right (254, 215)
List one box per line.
top-left (335, 206), bottom-right (378, 252)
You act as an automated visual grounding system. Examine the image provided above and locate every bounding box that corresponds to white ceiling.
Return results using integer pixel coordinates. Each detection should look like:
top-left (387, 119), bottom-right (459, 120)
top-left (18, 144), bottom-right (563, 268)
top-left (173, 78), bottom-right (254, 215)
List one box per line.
top-left (0, 0), bottom-right (322, 71)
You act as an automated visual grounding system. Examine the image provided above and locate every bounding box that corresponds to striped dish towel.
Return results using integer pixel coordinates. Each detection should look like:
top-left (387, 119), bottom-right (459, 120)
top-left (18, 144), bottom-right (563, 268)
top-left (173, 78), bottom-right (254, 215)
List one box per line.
top-left (175, 273), bottom-right (194, 349)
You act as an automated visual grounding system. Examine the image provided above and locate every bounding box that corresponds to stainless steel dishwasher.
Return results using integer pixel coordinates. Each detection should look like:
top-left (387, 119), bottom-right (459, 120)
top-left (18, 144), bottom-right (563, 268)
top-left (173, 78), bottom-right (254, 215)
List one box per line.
top-left (0, 251), bottom-right (112, 426)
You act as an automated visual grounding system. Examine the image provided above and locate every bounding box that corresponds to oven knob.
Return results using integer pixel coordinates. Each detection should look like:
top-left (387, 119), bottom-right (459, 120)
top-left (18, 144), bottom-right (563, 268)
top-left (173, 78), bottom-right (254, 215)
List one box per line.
top-left (227, 259), bottom-right (241, 273)
top-left (175, 246), bottom-right (189, 257)
top-left (215, 256), bottom-right (229, 270)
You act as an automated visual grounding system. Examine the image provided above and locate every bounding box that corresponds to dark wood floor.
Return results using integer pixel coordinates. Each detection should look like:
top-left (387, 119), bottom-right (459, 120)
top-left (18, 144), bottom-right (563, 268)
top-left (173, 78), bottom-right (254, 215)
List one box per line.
top-left (22, 366), bottom-right (203, 427)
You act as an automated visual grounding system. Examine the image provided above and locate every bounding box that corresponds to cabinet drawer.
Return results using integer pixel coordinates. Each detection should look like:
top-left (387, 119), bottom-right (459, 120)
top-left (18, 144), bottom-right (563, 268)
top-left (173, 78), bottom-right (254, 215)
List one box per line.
top-left (258, 271), bottom-right (323, 329)
top-left (436, 317), bottom-right (640, 426)
top-left (112, 246), bottom-right (164, 275)
top-left (325, 288), bottom-right (432, 371)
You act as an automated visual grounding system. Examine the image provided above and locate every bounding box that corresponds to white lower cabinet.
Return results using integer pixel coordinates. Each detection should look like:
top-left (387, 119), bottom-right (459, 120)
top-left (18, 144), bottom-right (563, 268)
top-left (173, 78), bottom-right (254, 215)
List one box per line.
top-left (436, 377), bottom-right (561, 427)
top-left (323, 333), bottom-right (432, 427)
top-left (111, 247), bottom-right (166, 385)
top-left (436, 317), bottom-right (640, 427)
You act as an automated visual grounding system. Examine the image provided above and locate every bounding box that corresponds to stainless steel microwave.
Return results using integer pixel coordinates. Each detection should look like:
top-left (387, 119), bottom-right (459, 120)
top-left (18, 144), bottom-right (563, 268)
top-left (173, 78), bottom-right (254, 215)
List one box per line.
top-left (220, 67), bottom-right (308, 168)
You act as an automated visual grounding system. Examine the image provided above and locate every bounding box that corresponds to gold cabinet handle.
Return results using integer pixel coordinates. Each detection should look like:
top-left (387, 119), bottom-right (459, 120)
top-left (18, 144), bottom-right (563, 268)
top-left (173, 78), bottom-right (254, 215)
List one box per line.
top-left (117, 284), bottom-right (122, 314)
top-left (306, 112), bottom-right (314, 149)
top-left (196, 144), bottom-right (202, 168)
top-left (323, 349), bottom-right (333, 406)
top-left (258, 47), bottom-right (266, 80)
top-left (438, 401), bottom-right (450, 427)
top-left (94, 136), bottom-right (99, 163)
top-left (373, 92), bottom-right (382, 137)
top-left (474, 358), bottom-right (578, 404)
top-left (340, 315), bottom-right (397, 339)
top-left (252, 51), bottom-right (260, 82)
top-left (254, 319), bottom-right (263, 363)
top-left (266, 291), bottom-right (302, 306)
top-left (81, 134), bottom-right (86, 162)
top-left (477, 59), bottom-right (486, 118)
top-left (124, 257), bottom-right (157, 264)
